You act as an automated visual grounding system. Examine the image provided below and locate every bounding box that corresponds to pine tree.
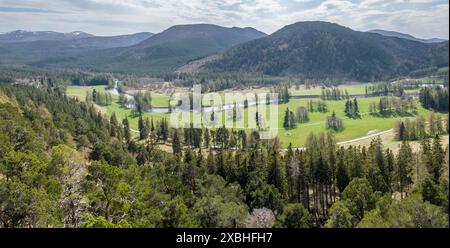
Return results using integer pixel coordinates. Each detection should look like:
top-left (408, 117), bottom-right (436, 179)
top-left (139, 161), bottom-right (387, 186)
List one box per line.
top-left (203, 128), bottom-right (210, 148)
top-left (289, 110), bottom-right (296, 129)
top-left (353, 98), bottom-right (359, 117)
top-left (122, 117), bottom-right (131, 144)
top-left (172, 129), bottom-right (181, 155)
top-left (429, 114), bottom-right (437, 136)
top-left (296, 106), bottom-right (309, 123)
top-left (396, 141), bottom-right (413, 199)
top-left (431, 135), bottom-right (445, 182)
top-left (150, 118), bottom-right (155, 133)
top-left (368, 137), bottom-right (390, 193)
top-left (326, 111), bottom-right (343, 131)
top-left (285, 144), bottom-right (297, 202)
top-left (336, 149), bottom-right (349, 193)
top-left (398, 122), bottom-right (406, 141)
top-left (238, 130), bottom-right (247, 150)
top-left (138, 115), bottom-right (148, 140)
top-left (268, 147), bottom-right (287, 196)
top-left (144, 118), bottom-right (150, 139)
top-left (344, 100), bottom-right (351, 116)
top-left (255, 112), bottom-right (260, 129)
top-left (283, 108), bottom-right (290, 129)
top-left (160, 118), bottom-right (169, 142)
top-left (109, 113), bottom-right (119, 137)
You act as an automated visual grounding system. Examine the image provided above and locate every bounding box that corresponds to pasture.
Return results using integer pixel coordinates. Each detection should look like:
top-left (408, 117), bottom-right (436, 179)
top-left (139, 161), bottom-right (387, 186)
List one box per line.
top-left (66, 84), bottom-right (439, 147)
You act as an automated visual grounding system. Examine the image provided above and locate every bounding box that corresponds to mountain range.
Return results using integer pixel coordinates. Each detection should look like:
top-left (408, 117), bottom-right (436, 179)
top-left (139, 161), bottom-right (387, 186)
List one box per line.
top-left (206, 22), bottom-right (449, 81)
top-left (0, 31), bottom-right (154, 64)
top-left (38, 24), bottom-right (267, 74)
top-left (0, 22), bottom-right (448, 81)
top-left (368, 29), bottom-right (447, 44)
top-left (0, 30), bottom-right (94, 43)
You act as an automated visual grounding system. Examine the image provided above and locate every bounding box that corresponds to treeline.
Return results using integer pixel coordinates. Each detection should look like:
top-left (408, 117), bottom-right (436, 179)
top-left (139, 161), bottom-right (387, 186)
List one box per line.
top-left (408, 66), bottom-right (448, 80)
top-left (321, 87), bottom-right (349, 100)
top-left (307, 100), bottom-right (328, 113)
top-left (72, 74), bottom-right (114, 86)
top-left (86, 89), bottom-right (113, 106)
top-left (165, 72), bottom-right (348, 93)
top-left (292, 78), bottom-right (345, 90)
top-left (272, 84), bottom-right (290, 103)
top-left (173, 72), bottom-right (286, 92)
top-left (0, 84), bottom-right (448, 228)
top-left (0, 66), bottom-right (115, 87)
top-left (419, 87), bottom-right (449, 112)
top-left (395, 114), bottom-right (449, 141)
top-left (365, 83), bottom-right (405, 97)
top-left (369, 97), bottom-right (417, 116)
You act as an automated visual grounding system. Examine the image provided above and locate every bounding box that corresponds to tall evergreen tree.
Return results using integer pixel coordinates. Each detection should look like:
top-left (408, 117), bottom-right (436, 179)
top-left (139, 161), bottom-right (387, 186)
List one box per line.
top-left (336, 149), bottom-right (349, 193)
top-left (122, 117), bottom-right (131, 144)
top-left (431, 135), bottom-right (445, 182)
top-left (395, 141), bottom-right (413, 199)
top-left (172, 129), bottom-right (181, 155)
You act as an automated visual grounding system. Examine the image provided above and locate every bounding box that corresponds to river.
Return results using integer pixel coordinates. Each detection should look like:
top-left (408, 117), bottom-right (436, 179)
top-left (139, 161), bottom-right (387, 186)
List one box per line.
top-left (107, 80), bottom-right (278, 114)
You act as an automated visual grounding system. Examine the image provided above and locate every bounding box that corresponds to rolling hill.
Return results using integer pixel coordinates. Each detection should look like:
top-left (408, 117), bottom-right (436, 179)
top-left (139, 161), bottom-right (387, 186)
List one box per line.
top-left (1, 22), bottom-right (447, 79)
top-left (0, 30), bottom-right (93, 43)
top-left (206, 21), bottom-right (449, 81)
top-left (41, 24), bottom-right (267, 74)
top-left (368, 29), bottom-right (447, 44)
top-left (0, 32), bottom-right (154, 64)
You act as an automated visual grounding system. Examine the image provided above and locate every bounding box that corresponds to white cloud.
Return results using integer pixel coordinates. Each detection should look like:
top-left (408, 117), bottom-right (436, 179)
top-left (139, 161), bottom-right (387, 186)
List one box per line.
top-left (0, 0), bottom-right (448, 39)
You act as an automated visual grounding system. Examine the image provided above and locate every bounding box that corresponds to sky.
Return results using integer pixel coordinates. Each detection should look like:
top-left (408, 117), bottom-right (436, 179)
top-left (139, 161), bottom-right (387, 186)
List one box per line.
top-left (0, 0), bottom-right (448, 39)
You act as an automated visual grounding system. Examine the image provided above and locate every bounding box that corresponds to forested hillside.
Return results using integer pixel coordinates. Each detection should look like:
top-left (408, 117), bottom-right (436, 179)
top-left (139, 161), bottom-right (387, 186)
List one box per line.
top-left (0, 30), bottom-right (93, 43)
top-left (0, 32), bottom-right (153, 64)
top-left (0, 83), bottom-right (448, 228)
top-left (46, 24), bottom-right (266, 74)
top-left (368, 29), bottom-right (447, 44)
top-left (1, 22), bottom-right (447, 80)
top-left (206, 22), bottom-right (449, 81)
top-left (0, 25), bottom-right (266, 75)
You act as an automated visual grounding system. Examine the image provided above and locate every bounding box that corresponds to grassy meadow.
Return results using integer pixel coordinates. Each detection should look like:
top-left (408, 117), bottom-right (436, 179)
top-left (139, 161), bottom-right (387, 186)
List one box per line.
top-left (66, 84), bottom-right (441, 147)
top-left (290, 84), bottom-right (370, 96)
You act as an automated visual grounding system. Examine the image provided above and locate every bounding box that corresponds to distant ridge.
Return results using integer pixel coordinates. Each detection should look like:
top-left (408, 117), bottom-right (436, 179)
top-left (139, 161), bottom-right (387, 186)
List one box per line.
top-left (0, 32), bottom-right (154, 64)
top-left (206, 21), bottom-right (449, 81)
top-left (0, 22), bottom-right (447, 79)
top-left (368, 29), bottom-right (447, 44)
top-left (39, 24), bottom-right (267, 74)
top-left (0, 30), bottom-right (94, 43)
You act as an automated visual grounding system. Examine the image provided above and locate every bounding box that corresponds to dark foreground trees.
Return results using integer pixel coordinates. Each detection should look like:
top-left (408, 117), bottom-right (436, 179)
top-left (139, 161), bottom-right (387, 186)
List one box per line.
top-left (0, 84), bottom-right (448, 228)
top-left (419, 87), bottom-right (449, 113)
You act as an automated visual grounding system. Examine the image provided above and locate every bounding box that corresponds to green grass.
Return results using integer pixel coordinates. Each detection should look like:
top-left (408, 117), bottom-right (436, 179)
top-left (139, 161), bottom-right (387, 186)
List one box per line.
top-left (67, 85), bottom-right (439, 147)
top-left (290, 84), bottom-right (371, 96)
top-left (126, 90), bottom-right (171, 108)
top-left (415, 77), bottom-right (445, 84)
top-left (289, 79), bottom-right (445, 97)
top-left (66, 85), bottom-right (168, 131)
top-left (105, 100), bottom-right (167, 131)
top-left (404, 89), bottom-right (421, 94)
top-left (247, 97), bottom-right (436, 147)
top-left (151, 93), bottom-right (170, 108)
top-left (66, 85), bottom-right (107, 99)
